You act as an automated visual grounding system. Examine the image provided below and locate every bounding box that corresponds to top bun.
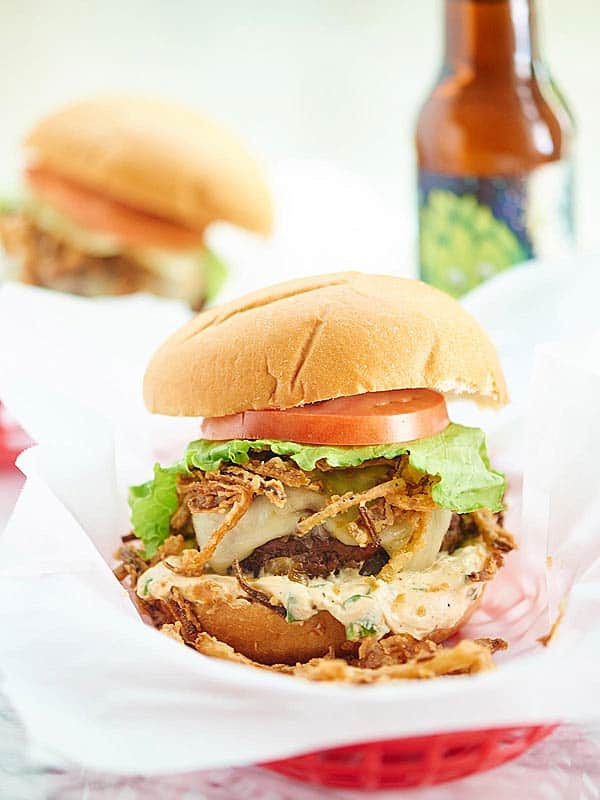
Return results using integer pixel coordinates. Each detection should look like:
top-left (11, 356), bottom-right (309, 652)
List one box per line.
top-left (144, 272), bottom-right (508, 417)
top-left (24, 95), bottom-right (273, 235)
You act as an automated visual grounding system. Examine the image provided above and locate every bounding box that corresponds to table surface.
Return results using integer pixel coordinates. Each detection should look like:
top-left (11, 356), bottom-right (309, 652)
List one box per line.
top-left (2, 699), bottom-right (600, 800)
top-left (1, 469), bottom-right (599, 800)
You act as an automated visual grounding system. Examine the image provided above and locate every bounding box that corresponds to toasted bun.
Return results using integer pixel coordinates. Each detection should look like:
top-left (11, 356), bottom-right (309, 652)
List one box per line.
top-left (194, 601), bottom-right (347, 665)
top-left (163, 583), bottom-right (480, 666)
top-left (144, 272), bottom-right (508, 416)
top-left (24, 95), bottom-right (273, 235)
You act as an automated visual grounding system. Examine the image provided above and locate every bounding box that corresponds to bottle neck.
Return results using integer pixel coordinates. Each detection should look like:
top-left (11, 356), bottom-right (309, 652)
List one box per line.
top-left (443, 0), bottom-right (540, 77)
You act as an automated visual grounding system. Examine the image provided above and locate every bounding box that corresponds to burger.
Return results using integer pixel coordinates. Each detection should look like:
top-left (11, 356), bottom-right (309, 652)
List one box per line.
top-left (117, 273), bottom-right (515, 681)
top-left (0, 96), bottom-right (272, 308)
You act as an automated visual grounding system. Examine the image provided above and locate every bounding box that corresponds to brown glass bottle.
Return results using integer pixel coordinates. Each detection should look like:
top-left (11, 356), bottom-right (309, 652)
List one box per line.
top-left (416, 0), bottom-right (575, 297)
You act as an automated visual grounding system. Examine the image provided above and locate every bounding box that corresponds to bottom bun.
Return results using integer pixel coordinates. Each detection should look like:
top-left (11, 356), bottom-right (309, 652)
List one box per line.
top-left (192, 598), bottom-right (348, 665)
top-left (151, 583), bottom-right (483, 666)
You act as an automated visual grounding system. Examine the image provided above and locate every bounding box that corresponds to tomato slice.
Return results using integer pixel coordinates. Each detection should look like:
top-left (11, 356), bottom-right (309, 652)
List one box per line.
top-left (200, 389), bottom-right (450, 446)
top-left (25, 167), bottom-right (205, 251)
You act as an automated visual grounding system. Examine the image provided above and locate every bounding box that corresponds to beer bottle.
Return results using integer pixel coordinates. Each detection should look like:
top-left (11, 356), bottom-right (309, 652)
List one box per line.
top-left (416, 0), bottom-right (575, 297)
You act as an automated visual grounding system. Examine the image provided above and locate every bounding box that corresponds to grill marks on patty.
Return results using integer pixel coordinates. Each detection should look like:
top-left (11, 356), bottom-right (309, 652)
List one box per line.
top-left (240, 527), bottom-right (385, 579)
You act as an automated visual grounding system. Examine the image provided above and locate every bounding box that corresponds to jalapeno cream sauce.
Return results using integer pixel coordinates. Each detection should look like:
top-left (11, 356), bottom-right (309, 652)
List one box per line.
top-left (138, 541), bottom-right (488, 641)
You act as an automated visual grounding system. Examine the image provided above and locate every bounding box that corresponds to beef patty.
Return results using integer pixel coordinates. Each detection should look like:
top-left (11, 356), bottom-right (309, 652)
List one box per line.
top-left (0, 214), bottom-right (206, 308)
top-left (240, 528), bottom-right (388, 579)
top-left (240, 512), bottom-right (480, 580)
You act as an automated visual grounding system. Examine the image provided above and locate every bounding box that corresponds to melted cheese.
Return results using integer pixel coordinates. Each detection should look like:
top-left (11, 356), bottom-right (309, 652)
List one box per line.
top-left (129, 249), bottom-right (205, 302)
top-left (193, 488), bottom-right (327, 573)
top-left (192, 488), bottom-right (451, 574)
top-left (139, 541), bottom-right (488, 640)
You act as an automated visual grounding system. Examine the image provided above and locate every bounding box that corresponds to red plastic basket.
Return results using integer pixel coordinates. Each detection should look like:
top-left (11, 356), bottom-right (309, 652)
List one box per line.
top-left (263, 724), bottom-right (557, 790)
top-left (0, 402), bottom-right (31, 470)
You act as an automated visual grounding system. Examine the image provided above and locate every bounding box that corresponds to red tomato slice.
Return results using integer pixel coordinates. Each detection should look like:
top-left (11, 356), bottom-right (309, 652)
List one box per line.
top-left (200, 389), bottom-right (450, 446)
top-left (25, 167), bottom-right (205, 251)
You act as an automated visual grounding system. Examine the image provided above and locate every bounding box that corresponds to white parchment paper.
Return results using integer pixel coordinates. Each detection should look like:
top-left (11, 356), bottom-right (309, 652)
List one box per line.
top-left (2, 267), bottom-right (600, 775)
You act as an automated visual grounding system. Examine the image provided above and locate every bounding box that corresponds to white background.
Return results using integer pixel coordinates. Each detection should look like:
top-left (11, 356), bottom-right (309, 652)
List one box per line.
top-left (1, 0), bottom-right (599, 256)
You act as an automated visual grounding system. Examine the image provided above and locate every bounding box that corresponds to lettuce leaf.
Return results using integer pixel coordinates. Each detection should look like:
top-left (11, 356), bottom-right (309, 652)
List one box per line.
top-left (202, 247), bottom-right (228, 303)
top-left (129, 423), bottom-right (505, 554)
top-left (186, 424), bottom-right (505, 514)
top-left (128, 462), bottom-right (186, 557)
top-left (0, 194), bottom-right (23, 214)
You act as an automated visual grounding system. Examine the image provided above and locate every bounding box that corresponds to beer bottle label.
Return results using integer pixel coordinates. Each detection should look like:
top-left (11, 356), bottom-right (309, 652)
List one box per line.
top-left (418, 162), bottom-right (574, 297)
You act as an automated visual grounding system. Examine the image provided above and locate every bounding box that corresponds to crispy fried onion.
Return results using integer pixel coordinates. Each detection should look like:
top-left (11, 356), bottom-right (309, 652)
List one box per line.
top-left (232, 558), bottom-right (286, 617)
top-left (113, 535), bottom-right (186, 582)
top-left (169, 463), bottom-right (299, 574)
top-left (468, 508), bottom-right (516, 578)
top-left (141, 588), bottom-right (506, 683)
top-left (286, 640), bottom-right (496, 683)
top-left (538, 598), bottom-right (566, 647)
top-left (467, 550), bottom-right (504, 582)
top-left (166, 489), bottom-right (253, 576)
top-left (207, 465), bottom-right (287, 507)
top-left (357, 633), bottom-right (506, 669)
top-left (357, 632), bottom-right (439, 667)
top-left (377, 511), bottom-right (432, 580)
top-left (172, 458), bottom-right (317, 531)
top-left (169, 461), bottom-right (323, 571)
top-left (203, 631), bottom-right (495, 680)
top-left (156, 534), bottom-right (186, 560)
top-left (347, 497), bottom-right (396, 548)
top-left (185, 469), bottom-right (286, 513)
top-left (296, 477), bottom-right (435, 536)
top-left (472, 509), bottom-right (516, 553)
top-left (113, 545), bottom-right (148, 584)
top-left (170, 479), bottom-right (198, 531)
top-left (243, 457), bottom-right (322, 491)
top-left (158, 456), bottom-right (512, 581)
top-left (170, 457), bottom-right (434, 559)
top-left (348, 505), bottom-right (381, 548)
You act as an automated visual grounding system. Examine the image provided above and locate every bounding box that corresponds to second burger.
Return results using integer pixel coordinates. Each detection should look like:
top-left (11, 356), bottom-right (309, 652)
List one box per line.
top-left (0, 95), bottom-right (273, 308)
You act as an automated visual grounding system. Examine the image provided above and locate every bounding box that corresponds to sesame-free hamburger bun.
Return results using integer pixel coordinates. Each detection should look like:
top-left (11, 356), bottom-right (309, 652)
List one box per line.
top-left (143, 271), bottom-right (508, 417)
top-left (25, 95), bottom-right (273, 236)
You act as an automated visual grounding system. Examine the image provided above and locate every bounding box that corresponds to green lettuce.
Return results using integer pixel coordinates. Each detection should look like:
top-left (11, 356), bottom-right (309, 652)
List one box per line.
top-left (129, 424), bottom-right (505, 556)
top-left (202, 247), bottom-right (228, 303)
top-left (0, 194), bottom-right (23, 214)
top-left (186, 423), bottom-right (505, 514)
top-left (128, 462), bottom-right (186, 558)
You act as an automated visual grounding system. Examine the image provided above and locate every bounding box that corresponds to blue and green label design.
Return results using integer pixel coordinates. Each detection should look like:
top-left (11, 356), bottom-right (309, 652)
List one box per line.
top-left (418, 165), bottom-right (573, 297)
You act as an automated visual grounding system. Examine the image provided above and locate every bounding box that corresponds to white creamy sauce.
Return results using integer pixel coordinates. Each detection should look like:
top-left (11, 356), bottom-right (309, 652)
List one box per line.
top-left (192, 487), bottom-right (451, 574)
top-left (138, 541), bottom-right (487, 641)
